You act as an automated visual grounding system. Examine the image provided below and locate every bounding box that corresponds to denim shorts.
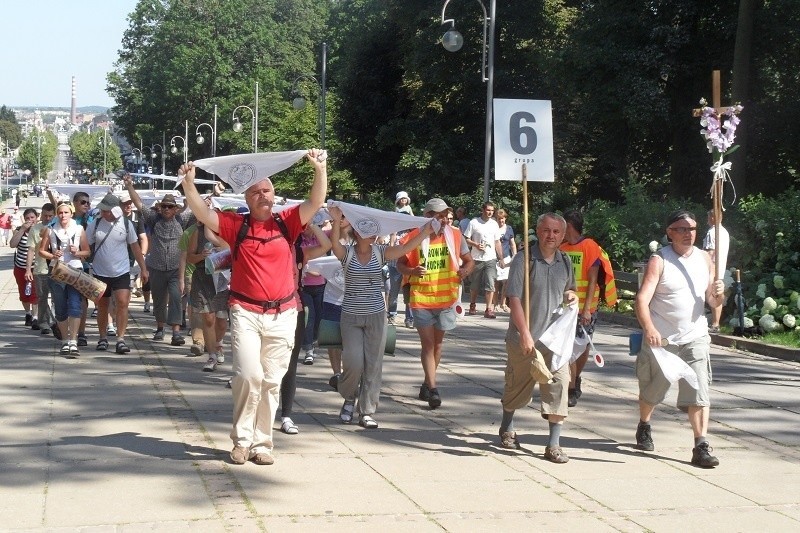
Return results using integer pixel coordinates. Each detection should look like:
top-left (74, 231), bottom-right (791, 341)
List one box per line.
top-left (412, 306), bottom-right (457, 331)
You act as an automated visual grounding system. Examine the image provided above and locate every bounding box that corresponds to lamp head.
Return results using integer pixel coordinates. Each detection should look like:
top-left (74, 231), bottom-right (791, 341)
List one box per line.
top-left (196, 135), bottom-right (205, 145)
top-left (170, 144), bottom-right (178, 154)
top-left (232, 119), bottom-right (243, 133)
top-left (442, 29), bottom-right (464, 52)
top-left (292, 96), bottom-right (307, 110)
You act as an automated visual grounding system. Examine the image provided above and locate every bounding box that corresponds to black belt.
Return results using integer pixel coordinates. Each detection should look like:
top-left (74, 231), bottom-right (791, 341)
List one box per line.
top-left (230, 291), bottom-right (295, 312)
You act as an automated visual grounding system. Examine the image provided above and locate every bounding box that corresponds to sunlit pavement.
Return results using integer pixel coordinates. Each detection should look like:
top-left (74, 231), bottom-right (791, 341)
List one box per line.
top-left (2, 196), bottom-right (799, 532)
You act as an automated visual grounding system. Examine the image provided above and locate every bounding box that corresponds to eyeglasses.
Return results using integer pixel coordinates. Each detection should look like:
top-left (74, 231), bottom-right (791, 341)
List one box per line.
top-left (77, 199), bottom-right (90, 206)
top-left (160, 205), bottom-right (176, 209)
top-left (668, 226), bottom-right (697, 234)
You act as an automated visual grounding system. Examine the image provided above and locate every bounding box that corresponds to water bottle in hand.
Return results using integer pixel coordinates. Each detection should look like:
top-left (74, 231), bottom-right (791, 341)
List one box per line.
top-left (24, 281), bottom-right (32, 296)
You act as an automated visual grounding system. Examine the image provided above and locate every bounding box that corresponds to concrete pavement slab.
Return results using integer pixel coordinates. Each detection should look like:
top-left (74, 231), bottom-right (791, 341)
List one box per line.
top-left (2, 209), bottom-right (800, 531)
top-left (629, 506), bottom-right (800, 533)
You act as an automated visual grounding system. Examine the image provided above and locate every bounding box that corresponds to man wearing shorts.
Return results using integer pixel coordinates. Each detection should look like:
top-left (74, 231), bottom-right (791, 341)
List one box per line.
top-left (634, 210), bottom-right (724, 468)
top-left (87, 193), bottom-right (149, 354)
top-left (498, 213), bottom-right (578, 463)
top-left (464, 202), bottom-right (504, 318)
top-left (397, 198), bottom-right (473, 409)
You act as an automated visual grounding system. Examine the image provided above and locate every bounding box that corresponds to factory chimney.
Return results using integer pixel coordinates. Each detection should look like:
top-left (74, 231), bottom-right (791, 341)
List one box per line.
top-left (70, 76), bottom-right (77, 124)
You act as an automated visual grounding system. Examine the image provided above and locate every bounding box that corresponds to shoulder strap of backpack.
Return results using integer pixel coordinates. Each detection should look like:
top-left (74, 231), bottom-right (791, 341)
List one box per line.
top-left (232, 214), bottom-right (250, 262)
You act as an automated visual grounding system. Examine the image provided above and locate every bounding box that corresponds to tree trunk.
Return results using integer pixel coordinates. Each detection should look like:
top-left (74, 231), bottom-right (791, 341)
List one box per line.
top-left (729, 0), bottom-right (759, 197)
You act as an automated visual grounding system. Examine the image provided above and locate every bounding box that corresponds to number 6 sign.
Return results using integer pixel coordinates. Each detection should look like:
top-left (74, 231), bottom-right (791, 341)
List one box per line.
top-left (493, 99), bottom-right (554, 182)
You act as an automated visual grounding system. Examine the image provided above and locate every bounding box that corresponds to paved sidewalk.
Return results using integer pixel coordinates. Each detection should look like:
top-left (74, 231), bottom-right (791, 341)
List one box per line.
top-left (1, 199), bottom-right (799, 532)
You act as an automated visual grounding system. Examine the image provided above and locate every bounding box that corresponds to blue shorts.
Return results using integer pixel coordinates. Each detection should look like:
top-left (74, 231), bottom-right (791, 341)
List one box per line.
top-left (412, 307), bottom-right (457, 331)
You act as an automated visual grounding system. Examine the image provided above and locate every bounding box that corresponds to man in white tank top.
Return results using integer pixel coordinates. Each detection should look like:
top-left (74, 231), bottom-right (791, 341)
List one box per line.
top-left (633, 210), bottom-right (725, 468)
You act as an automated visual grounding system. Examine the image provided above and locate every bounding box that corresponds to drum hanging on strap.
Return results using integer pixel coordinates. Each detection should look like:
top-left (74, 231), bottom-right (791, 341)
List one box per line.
top-left (50, 262), bottom-right (107, 303)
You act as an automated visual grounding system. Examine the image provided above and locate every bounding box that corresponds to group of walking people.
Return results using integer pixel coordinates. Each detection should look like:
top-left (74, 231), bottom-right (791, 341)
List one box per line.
top-left (9, 150), bottom-right (724, 470)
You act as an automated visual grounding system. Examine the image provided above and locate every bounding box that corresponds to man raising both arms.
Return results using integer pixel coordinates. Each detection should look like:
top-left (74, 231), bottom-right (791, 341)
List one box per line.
top-left (179, 149), bottom-right (327, 466)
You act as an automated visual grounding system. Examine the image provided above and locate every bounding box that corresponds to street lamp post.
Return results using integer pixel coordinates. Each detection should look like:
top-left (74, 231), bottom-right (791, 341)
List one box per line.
top-left (195, 104), bottom-right (217, 157)
top-left (170, 121), bottom-right (189, 164)
top-left (144, 144), bottom-right (164, 174)
top-left (441, 0), bottom-right (496, 203)
top-left (290, 42), bottom-right (327, 149)
top-left (36, 131), bottom-right (46, 185)
top-left (232, 82), bottom-right (259, 153)
top-left (97, 127), bottom-right (108, 179)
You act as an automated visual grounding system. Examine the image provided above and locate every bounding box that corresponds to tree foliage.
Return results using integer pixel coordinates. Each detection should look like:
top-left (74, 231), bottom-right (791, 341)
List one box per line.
top-left (68, 131), bottom-right (123, 177)
top-left (0, 106), bottom-right (23, 149)
top-left (16, 131), bottom-right (58, 181)
top-left (107, 0), bottom-right (800, 208)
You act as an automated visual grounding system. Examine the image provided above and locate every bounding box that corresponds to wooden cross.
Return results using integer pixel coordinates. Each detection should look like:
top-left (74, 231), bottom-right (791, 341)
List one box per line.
top-left (692, 69), bottom-right (731, 282)
top-left (691, 70), bottom-right (726, 117)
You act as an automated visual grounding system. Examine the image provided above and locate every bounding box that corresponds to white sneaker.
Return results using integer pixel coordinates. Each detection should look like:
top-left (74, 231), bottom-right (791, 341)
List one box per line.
top-left (107, 325), bottom-right (117, 337)
top-left (216, 351), bottom-right (225, 364)
top-left (202, 356), bottom-right (217, 372)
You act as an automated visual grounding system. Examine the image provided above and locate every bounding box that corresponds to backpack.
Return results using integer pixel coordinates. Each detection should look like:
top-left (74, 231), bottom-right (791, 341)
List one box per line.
top-left (232, 213), bottom-right (291, 261)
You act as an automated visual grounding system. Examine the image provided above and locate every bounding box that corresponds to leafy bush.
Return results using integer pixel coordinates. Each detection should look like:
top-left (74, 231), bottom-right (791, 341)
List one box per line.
top-left (582, 178), bottom-right (705, 271)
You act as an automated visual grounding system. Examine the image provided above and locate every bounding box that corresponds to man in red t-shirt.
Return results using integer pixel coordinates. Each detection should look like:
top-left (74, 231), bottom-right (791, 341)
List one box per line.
top-left (180, 150), bottom-right (327, 466)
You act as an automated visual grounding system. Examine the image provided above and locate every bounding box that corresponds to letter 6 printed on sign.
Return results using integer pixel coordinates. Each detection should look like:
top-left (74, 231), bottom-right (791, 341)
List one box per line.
top-left (493, 99), bottom-right (554, 182)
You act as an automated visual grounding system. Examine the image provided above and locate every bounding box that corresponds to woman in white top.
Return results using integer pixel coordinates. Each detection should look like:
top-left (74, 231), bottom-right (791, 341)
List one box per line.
top-left (328, 206), bottom-right (433, 428)
top-left (38, 202), bottom-right (90, 356)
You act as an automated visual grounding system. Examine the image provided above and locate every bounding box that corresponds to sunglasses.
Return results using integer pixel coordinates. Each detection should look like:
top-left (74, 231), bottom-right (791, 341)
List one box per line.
top-left (77, 199), bottom-right (90, 206)
top-left (668, 226), bottom-right (697, 234)
top-left (160, 205), bottom-right (176, 209)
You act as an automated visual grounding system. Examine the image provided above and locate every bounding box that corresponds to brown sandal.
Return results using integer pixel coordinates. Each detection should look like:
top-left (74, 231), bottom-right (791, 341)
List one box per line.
top-left (499, 430), bottom-right (519, 449)
top-left (544, 446), bottom-right (569, 463)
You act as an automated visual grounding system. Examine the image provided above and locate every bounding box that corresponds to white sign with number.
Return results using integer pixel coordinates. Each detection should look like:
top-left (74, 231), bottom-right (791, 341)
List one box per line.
top-left (493, 99), bottom-right (554, 182)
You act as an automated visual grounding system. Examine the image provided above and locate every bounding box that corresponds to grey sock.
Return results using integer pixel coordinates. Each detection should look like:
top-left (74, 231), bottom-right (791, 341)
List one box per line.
top-left (500, 410), bottom-right (515, 434)
top-left (548, 422), bottom-right (562, 448)
top-left (694, 436), bottom-right (708, 447)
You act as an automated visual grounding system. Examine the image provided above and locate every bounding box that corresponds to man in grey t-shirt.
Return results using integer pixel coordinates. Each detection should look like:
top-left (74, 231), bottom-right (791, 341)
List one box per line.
top-left (498, 213), bottom-right (577, 463)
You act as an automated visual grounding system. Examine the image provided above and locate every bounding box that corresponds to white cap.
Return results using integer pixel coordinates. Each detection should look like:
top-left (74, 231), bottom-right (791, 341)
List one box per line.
top-left (395, 191), bottom-right (410, 204)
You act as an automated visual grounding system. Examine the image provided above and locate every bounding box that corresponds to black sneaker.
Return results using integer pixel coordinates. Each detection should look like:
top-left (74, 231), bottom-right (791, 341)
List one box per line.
top-left (636, 422), bottom-right (654, 451)
top-left (328, 373), bottom-right (340, 391)
top-left (51, 323), bottom-right (63, 340)
top-left (418, 383), bottom-right (430, 401)
top-left (428, 388), bottom-right (442, 409)
top-left (691, 442), bottom-right (720, 468)
top-left (77, 333), bottom-right (88, 347)
top-left (568, 388), bottom-right (578, 407)
top-left (25, 314), bottom-right (33, 326)
top-left (574, 376), bottom-right (582, 399)
top-left (31, 319), bottom-right (40, 331)
top-left (171, 334), bottom-right (186, 346)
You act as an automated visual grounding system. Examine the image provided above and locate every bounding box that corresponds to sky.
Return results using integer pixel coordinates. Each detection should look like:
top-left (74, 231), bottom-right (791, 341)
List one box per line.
top-left (1, 0), bottom-right (139, 109)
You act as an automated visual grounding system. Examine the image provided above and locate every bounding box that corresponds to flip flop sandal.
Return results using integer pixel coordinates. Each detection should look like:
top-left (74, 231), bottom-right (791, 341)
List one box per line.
top-left (280, 419), bottom-right (299, 434)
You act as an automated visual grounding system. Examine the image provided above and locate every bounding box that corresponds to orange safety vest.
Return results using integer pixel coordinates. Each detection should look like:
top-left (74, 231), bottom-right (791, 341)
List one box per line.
top-left (403, 228), bottom-right (462, 309)
top-left (560, 237), bottom-right (618, 311)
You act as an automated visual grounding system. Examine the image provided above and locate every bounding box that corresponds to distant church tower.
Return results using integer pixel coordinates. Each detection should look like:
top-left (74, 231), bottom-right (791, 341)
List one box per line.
top-left (70, 76), bottom-right (77, 124)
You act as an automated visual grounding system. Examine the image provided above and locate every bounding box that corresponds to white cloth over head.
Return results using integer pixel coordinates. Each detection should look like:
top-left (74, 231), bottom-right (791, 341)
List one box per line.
top-left (327, 199), bottom-right (435, 239)
top-left (190, 150), bottom-right (308, 193)
top-left (48, 184), bottom-right (112, 202)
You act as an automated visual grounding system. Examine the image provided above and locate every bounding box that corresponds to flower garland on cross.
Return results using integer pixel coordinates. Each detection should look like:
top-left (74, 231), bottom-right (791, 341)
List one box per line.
top-left (696, 98), bottom-right (743, 281)
top-left (698, 98), bottom-right (744, 201)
